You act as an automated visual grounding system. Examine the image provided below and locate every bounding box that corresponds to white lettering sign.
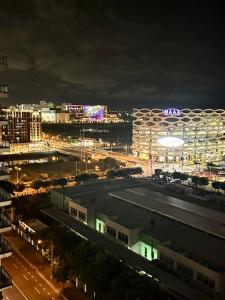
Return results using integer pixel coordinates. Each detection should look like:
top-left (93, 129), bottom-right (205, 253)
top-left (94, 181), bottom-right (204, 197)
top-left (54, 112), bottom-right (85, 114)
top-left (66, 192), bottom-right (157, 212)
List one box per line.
top-left (163, 108), bottom-right (181, 116)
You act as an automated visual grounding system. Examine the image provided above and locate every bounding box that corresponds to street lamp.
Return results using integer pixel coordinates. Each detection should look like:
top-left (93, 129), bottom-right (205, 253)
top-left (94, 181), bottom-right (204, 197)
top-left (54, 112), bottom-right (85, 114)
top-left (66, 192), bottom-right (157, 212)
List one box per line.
top-left (83, 158), bottom-right (91, 172)
top-left (15, 166), bottom-right (21, 184)
top-left (50, 240), bottom-right (54, 267)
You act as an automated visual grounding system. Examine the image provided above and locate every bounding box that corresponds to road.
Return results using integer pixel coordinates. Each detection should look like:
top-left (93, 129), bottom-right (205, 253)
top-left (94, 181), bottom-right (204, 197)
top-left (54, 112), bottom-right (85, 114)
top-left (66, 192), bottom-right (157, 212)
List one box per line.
top-left (50, 141), bottom-right (151, 175)
top-left (2, 251), bottom-right (62, 300)
top-left (3, 284), bottom-right (28, 300)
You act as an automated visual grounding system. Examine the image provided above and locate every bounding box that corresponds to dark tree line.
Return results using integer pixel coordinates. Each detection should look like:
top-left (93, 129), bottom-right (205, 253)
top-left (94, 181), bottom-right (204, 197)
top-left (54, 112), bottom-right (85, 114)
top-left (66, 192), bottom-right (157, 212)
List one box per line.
top-left (106, 167), bottom-right (143, 179)
top-left (75, 173), bottom-right (99, 184)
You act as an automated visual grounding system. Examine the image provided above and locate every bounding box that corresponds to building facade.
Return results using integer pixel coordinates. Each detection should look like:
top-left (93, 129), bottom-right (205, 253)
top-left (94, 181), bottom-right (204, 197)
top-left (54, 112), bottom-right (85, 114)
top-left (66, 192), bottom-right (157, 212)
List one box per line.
top-left (133, 108), bottom-right (225, 170)
top-left (2, 107), bottom-right (42, 143)
top-left (0, 55), bottom-right (12, 298)
top-left (50, 184), bottom-right (225, 298)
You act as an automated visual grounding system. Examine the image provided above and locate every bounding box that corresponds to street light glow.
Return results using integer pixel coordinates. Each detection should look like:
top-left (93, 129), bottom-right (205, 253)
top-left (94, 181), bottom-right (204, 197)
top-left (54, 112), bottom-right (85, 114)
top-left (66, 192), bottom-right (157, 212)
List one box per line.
top-left (157, 136), bottom-right (184, 148)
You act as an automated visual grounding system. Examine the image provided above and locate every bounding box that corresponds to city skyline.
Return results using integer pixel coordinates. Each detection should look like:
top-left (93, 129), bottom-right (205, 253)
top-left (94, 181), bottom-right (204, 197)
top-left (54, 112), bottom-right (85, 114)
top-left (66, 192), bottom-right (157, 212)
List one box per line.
top-left (0, 1), bottom-right (225, 108)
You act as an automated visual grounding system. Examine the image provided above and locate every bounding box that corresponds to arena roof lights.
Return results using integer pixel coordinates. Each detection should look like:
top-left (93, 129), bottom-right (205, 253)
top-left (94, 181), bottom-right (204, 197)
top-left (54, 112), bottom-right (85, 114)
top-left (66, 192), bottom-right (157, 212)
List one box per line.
top-left (157, 136), bottom-right (184, 148)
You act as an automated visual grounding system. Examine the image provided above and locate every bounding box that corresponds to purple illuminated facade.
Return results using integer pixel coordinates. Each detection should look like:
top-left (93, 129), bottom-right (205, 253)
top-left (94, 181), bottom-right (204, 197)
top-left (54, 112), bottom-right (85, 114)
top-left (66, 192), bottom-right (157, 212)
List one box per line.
top-left (83, 105), bottom-right (105, 120)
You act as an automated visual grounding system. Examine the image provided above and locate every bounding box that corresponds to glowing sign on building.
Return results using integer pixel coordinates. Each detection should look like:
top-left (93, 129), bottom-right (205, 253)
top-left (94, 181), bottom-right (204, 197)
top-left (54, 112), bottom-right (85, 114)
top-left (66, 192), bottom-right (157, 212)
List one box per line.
top-left (157, 136), bottom-right (184, 148)
top-left (83, 105), bottom-right (105, 120)
top-left (163, 108), bottom-right (181, 116)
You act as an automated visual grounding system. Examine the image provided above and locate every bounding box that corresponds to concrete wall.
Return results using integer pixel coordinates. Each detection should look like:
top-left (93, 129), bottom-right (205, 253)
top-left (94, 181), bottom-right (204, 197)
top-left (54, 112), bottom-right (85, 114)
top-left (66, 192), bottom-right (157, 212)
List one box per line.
top-left (69, 201), bottom-right (88, 225)
top-left (158, 244), bottom-right (225, 294)
top-left (51, 190), bottom-right (70, 211)
top-left (105, 217), bottom-right (140, 248)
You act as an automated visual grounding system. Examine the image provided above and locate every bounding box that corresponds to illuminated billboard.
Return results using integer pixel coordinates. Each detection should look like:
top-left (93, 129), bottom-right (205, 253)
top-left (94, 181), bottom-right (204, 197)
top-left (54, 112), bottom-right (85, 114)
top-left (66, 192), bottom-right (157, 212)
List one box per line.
top-left (83, 105), bottom-right (105, 120)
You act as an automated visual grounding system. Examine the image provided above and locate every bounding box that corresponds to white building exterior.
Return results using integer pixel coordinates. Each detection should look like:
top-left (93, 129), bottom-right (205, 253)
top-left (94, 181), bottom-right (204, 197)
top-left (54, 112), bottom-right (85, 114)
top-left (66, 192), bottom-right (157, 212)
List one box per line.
top-left (133, 108), bottom-right (225, 170)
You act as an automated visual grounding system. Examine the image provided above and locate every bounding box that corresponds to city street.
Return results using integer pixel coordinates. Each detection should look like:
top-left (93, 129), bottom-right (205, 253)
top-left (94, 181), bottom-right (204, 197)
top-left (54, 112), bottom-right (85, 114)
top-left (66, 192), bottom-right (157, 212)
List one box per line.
top-left (3, 251), bottom-right (62, 300)
top-left (50, 141), bottom-right (151, 175)
top-left (3, 283), bottom-right (29, 300)
top-left (2, 231), bottom-right (88, 300)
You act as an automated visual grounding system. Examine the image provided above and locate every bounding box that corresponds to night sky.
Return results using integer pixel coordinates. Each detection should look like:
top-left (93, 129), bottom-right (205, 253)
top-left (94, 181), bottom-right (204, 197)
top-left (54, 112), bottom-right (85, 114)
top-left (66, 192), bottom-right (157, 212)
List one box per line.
top-left (0, 1), bottom-right (225, 109)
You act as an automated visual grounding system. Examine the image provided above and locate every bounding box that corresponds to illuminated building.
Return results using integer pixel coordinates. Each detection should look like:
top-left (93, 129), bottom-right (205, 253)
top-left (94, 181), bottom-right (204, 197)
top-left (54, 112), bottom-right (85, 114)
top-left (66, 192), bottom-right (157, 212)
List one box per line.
top-left (65, 104), bottom-right (108, 123)
top-left (2, 107), bottom-right (42, 143)
top-left (133, 108), bottom-right (225, 171)
top-left (40, 109), bottom-right (56, 123)
top-left (40, 109), bottom-right (70, 123)
top-left (56, 111), bottom-right (70, 123)
top-left (49, 181), bottom-right (225, 299)
top-left (0, 55), bottom-right (12, 296)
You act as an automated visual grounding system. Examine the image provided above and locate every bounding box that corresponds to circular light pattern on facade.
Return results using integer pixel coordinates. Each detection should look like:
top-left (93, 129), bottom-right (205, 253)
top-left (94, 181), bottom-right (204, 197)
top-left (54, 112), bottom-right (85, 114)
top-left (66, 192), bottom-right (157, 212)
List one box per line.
top-left (157, 136), bottom-right (184, 148)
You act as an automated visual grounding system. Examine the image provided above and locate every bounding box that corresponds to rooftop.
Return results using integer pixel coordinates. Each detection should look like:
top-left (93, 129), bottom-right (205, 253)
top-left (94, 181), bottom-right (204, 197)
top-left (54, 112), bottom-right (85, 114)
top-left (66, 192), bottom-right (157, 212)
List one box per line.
top-left (63, 181), bottom-right (225, 272)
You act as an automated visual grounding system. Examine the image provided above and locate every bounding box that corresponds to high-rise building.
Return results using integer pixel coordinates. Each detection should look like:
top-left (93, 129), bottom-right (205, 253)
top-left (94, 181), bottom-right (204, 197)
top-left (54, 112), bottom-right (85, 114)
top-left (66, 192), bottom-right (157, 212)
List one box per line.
top-left (132, 108), bottom-right (225, 172)
top-left (0, 56), bottom-right (12, 298)
top-left (2, 107), bottom-right (42, 143)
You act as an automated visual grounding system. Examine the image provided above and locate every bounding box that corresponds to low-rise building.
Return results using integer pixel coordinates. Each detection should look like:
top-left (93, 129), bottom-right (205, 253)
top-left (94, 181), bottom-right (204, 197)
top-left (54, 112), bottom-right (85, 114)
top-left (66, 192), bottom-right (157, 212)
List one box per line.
top-left (51, 180), bottom-right (225, 298)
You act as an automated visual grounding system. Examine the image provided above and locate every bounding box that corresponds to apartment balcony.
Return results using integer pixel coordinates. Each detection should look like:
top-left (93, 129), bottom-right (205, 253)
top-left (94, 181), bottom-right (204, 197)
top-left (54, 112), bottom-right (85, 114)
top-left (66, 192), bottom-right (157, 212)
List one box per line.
top-left (0, 267), bottom-right (12, 291)
top-left (0, 196), bottom-right (11, 208)
top-left (0, 214), bottom-right (11, 233)
top-left (0, 236), bottom-right (12, 259)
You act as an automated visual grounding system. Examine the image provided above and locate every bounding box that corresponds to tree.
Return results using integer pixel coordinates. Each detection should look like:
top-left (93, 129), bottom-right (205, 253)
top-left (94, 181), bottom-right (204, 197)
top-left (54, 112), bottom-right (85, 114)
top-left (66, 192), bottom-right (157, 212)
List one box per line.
top-left (57, 178), bottom-right (68, 188)
top-left (212, 181), bottom-right (221, 191)
top-left (191, 175), bottom-right (199, 188)
top-left (31, 179), bottom-right (43, 193)
top-left (15, 183), bottom-right (26, 193)
top-left (133, 167), bottom-right (143, 175)
top-left (172, 172), bottom-right (188, 181)
top-left (106, 169), bottom-right (117, 179)
top-left (98, 157), bottom-right (121, 172)
top-left (89, 173), bottom-right (99, 181)
top-left (179, 173), bottom-right (188, 181)
top-left (154, 169), bottom-right (163, 178)
top-left (41, 180), bottom-right (51, 189)
top-left (0, 180), bottom-right (16, 195)
top-left (220, 182), bottom-right (225, 194)
top-left (198, 177), bottom-right (209, 188)
top-left (75, 173), bottom-right (91, 184)
top-left (52, 260), bottom-right (68, 288)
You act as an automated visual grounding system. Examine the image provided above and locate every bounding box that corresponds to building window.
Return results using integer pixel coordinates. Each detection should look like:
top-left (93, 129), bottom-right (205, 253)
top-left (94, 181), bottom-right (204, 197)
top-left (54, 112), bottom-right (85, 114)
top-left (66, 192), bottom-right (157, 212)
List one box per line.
top-left (78, 211), bottom-right (86, 222)
top-left (71, 207), bottom-right (77, 217)
top-left (177, 262), bottom-right (193, 279)
top-left (197, 272), bottom-right (215, 289)
top-left (144, 247), bottom-right (148, 258)
top-left (107, 226), bottom-right (116, 238)
top-left (160, 254), bottom-right (174, 269)
top-left (118, 232), bottom-right (128, 244)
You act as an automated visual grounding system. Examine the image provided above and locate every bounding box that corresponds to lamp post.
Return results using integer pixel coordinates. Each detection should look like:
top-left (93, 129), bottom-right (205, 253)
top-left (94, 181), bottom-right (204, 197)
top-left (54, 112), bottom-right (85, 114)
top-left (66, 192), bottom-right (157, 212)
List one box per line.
top-left (83, 158), bottom-right (91, 172)
top-left (149, 214), bottom-right (155, 260)
top-left (75, 161), bottom-right (78, 176)
top-left (15, 166), bottom-right (21, 184)
top-left (50, 240), bottom-right (54, 267)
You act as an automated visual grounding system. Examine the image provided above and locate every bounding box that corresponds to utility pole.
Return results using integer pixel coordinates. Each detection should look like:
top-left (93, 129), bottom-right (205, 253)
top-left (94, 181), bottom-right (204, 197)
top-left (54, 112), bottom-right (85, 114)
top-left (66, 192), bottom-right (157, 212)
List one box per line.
top-left (149, 214), bottom-right (156, 260)
top-left (15, 166), bottom-right (21, 184)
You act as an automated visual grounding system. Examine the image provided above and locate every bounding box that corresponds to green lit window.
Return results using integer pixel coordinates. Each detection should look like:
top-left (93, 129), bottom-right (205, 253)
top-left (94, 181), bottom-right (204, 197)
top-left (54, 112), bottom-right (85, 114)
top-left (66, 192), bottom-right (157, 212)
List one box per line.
top-left (144, 247), bottom-right (147, 258)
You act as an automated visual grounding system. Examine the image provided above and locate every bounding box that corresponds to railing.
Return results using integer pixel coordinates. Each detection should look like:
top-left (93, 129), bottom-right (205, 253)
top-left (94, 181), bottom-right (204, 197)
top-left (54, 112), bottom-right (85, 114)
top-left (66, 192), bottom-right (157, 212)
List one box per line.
top-left (0, 267), bottom-right (12, 290)
top-left (0, 236), bottom-right (11, 255)
top-left (0, 213), bottom-right (11, 229)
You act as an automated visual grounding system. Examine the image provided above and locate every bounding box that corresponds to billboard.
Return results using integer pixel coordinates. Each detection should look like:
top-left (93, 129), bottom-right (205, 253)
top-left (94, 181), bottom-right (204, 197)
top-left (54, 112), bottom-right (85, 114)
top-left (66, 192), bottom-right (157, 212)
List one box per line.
top-left (83, 105), bottom-right (105, 120)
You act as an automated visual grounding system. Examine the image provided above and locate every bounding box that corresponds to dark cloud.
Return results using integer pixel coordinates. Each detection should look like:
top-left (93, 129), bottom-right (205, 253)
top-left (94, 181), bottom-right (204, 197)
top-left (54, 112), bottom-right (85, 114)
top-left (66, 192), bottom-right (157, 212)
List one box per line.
top-left (0, 0), bottom-right (225, 108)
